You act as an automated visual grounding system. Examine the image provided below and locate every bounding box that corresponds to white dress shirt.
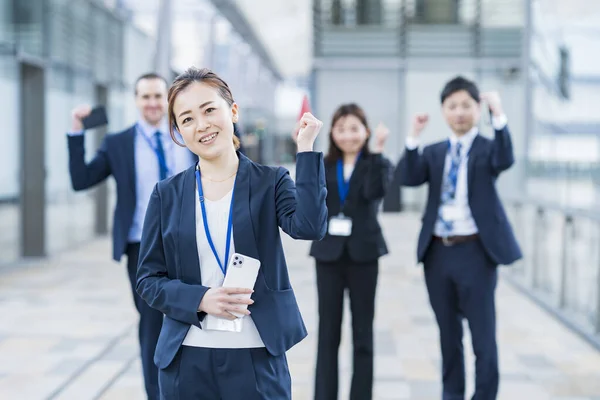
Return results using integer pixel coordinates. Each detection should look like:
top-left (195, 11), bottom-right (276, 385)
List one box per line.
top-left (405, 115), bottom-right (508, 236)
top-left (182, 185), bottom-right (265, 348)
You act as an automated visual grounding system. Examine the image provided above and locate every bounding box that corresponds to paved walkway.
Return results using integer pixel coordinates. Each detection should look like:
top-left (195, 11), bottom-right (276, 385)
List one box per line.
top-left (1, 213), bottom-right (600, 400)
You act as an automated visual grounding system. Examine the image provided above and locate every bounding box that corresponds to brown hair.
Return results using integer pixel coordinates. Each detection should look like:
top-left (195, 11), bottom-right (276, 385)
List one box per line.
top-left (325, 103), bottom-right (371, 163)
top-left (167, 67), bottom-right (241, 149)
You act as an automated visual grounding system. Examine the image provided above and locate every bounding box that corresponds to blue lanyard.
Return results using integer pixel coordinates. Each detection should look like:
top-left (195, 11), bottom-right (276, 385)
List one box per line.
top-left (195, 169), bottom-right (235, 275)
top-left (336, 153), bottom-right (361, 207)
top-left (136, 124), bottom-right (170, 176)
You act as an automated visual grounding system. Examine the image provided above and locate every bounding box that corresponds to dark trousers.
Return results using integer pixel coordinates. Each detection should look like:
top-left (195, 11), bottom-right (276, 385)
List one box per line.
top-left (127, 243), bottom-right (164, 400)
top-left (314, 253), bottom-right (379, 400)
top-left (159, 346), bottom-right (291, 399)
top-left (423, 239), bottom-right (499, 400)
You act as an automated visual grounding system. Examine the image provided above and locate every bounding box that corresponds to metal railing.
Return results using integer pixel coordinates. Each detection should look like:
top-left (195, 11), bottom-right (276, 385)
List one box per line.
top-left (503, 198), bottom-right (600, 348)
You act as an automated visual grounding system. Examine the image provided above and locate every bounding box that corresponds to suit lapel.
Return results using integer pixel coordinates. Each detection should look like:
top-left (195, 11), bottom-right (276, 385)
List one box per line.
top-left (232, 153), bottom-right (260, 259)
top-left (467, 134), bottom-right (483, 196)
top-left (431, 141), bottom-right (448, 195)
top-left (123, 126), bottom-right (137, 199)
top-left (324, 161), bottom-right (340, 212)
top-left (178, 166), bottom-right (202, 283)
top-left (342, 156), bottom-right (369, 213)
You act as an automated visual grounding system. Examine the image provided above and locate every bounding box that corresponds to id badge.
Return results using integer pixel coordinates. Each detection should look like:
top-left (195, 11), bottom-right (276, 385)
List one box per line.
top-left (328, 214), bottom-right (353, 236)
top-left (441, 205), bottom-right (466, 222)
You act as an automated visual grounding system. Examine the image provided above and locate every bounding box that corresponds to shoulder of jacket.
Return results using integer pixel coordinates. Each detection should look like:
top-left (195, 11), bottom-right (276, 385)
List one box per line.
top-left (423, 140), bottom-right (447, 153)
top-left (156, 167), bottom-right (189, 195)
top-left (107, 125), bottom-right (136, 141)
top-left (244, 158), bottom-right (283, 178)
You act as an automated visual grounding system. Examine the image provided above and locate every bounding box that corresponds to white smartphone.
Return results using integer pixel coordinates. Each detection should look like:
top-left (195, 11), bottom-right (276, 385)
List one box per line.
top-left (222, 253), bottom-right (261, 318)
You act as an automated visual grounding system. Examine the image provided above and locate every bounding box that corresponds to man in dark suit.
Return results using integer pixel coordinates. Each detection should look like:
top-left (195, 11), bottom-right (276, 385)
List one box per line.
top-left (398, 76), bottom-right (522, 400)
top-left (67, 73), bottom-right (196, 400)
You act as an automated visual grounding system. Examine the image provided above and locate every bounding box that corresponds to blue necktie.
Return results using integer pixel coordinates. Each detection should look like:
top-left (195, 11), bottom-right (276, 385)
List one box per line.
top-left (154, 131), bottom-right (168, 180)
top-left (439, 142), bottom-right (462, 233)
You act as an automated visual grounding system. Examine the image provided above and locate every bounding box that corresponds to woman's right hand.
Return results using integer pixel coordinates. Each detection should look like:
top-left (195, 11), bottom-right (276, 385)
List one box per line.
top-left (198, 287), bottom-right (254, 320)
top-left (372, 122), bottom-right (390, 153)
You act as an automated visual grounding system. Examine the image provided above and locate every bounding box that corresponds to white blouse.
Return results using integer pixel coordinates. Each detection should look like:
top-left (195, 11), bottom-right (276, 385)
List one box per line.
top-left (343, 163), bottom-right (354, 181)
top-left (182, 186), bottom-right (265, 348)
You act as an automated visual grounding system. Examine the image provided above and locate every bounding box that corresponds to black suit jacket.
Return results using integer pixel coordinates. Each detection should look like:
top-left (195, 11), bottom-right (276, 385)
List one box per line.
top-left (397, 126), bottom-right (522, 266)
top-left (310, 153), bottom-right (393, 263)
top-left (67, 125), bottom-right (197, 261)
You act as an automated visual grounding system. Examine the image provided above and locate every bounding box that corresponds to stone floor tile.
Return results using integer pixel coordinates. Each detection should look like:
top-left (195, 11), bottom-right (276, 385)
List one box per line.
top-left (0, 213), bottom-right (599, 399)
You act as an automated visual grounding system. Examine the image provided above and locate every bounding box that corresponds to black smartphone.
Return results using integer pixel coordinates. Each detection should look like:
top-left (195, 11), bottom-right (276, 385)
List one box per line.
top-left (82, 106), bottom-right (109, 130)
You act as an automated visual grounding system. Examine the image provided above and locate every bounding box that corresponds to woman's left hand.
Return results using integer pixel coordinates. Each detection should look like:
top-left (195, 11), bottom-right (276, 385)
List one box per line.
top-left (294, 112), bottom-right (323, 152)
top-left (373, 122), bottom-right (389, 154)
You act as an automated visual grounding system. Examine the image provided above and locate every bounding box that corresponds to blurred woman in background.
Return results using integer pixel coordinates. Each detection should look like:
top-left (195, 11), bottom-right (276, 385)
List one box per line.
top-left (309, 103), bottom-right (393, 400)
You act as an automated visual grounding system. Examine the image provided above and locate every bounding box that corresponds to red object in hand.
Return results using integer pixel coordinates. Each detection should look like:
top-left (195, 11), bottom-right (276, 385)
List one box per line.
top-left (297, 94), bottom-right (311, 121)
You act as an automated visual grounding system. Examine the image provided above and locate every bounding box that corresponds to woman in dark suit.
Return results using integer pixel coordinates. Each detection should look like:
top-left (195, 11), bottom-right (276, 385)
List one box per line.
top-left (310, 103), bottom-right (392, 400)
top-left (136, 67), bottom-right (327, 400)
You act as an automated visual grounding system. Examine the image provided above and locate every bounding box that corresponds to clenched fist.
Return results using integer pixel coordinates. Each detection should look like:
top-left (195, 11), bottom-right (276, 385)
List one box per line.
top-left (410, 113), bottom-right (429, 138)
top-left (71, 104), bottom-right (92, 132)
top-left (479, 91), bottom-right (504, 117)
top-left (372, 122), bottom-right (389, 154)
top-left (292, 112), bottom-right (323, 153)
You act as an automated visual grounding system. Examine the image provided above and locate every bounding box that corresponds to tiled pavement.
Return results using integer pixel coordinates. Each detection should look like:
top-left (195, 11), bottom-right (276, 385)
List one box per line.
top-left (1, 213), bottom-right (600, 400)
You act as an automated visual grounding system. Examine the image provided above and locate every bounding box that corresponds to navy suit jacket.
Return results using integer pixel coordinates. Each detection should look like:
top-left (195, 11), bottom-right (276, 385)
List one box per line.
top-left (67, 125), bottom-right (197, 261)
top-left (397, 126), bottom-right (522, 266)
top-left (136, 152), bottom-right (328, 369)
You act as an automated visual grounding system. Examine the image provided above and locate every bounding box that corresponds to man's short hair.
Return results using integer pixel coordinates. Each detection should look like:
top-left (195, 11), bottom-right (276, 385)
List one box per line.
top-left (134, 73), bottom-right (168, 95)
top-left (440, 76), bottom-right (480, 104)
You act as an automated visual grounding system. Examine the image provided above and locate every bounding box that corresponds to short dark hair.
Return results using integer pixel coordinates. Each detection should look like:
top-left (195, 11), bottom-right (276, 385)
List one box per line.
top-left (325, 103), bottom-right (372, 163)
top-left (134, 73), bottom-right (168, 95)
top-left (440, 76), bottom-right (480, 104)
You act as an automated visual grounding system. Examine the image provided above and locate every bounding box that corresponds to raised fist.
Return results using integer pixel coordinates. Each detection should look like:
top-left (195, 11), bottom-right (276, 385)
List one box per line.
top-left (71, 104), bottom-right (92, 132)
top-left (410, 113), bottom-right (429, 138)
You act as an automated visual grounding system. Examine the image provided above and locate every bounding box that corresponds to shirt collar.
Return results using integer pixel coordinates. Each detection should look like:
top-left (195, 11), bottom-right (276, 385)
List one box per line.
top-left (137, 118), bottom-right (169, 139)
top-left (449, 126), bottom-right (478, 153)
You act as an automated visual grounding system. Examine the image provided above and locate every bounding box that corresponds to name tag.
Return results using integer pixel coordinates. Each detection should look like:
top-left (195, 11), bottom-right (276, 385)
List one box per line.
top-left (328, 215), bottom-right (353, 236)
top-left (441, 205), bottom-right (467, 222)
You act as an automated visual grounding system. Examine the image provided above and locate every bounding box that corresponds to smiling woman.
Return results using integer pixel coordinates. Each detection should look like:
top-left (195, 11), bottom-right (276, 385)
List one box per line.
top-left (135, 67), bottom-right (329, 399)
top-left (167, 68), bottom-right (241, 152)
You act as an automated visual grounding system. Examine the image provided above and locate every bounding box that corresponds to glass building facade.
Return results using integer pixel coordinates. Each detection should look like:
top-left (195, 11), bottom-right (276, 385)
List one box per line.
top-left (0, 0), bottom-right (282, 266)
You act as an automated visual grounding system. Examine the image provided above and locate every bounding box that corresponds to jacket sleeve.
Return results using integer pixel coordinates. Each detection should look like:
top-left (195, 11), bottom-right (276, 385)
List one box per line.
top-left (275, 152), bottom-right (328, 240)
top-left (490, 125), bottom-right (515, 175)
top-left (136, 185), bottom-right (209, 328)
top-left (362, 154), bottom-right (394, 200)
top-left (397, 147), bottom-right (429, 187)
top-left (67, 133), bottom-right (112, 191)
